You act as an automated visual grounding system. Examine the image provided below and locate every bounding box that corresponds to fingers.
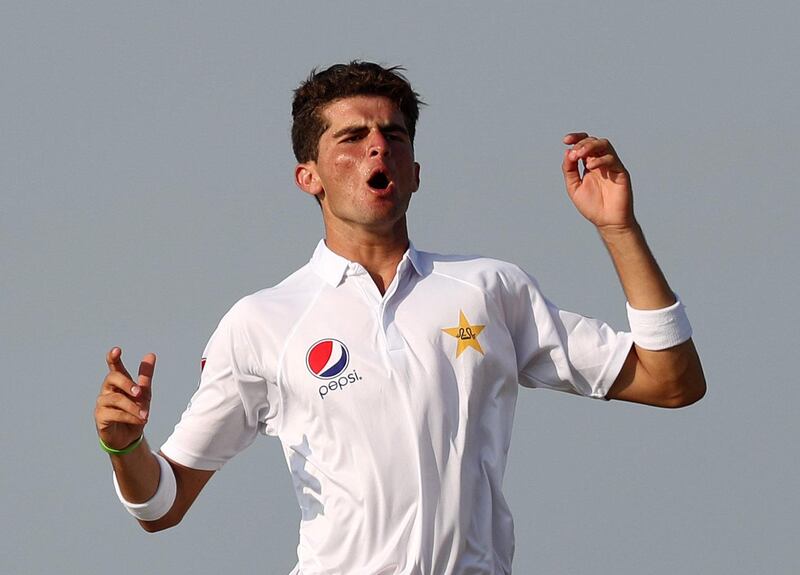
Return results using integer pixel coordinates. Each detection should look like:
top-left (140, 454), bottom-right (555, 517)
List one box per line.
top-left (103, 349), bottom-right (155, 397)
top-left (95, 378), bottom-right (149, 444)
top-left (563, 132), bottom-right (589, 145)
top-left (563, 134), bottom-right (625, 171)
top-left (97, 348), bottom-right (155, 449)
top-left (101, 409), bottom-right (146, 427)
top-left (102, 370), bottom-right (143, 398)
top-left (564, 132), bottom-right (621, 163)
top-left (106, 347), bottom-right (132, 379)
top-left (568, 137), bottom-right (611, 160)
top-left (584, 153), bottom-right (617, 170)
top-left (561, 133), bottom-right (627, 197)
top-left (96, 391), bottom-right (149, 425)
top-left (138, 353), bottom-right (157, 390)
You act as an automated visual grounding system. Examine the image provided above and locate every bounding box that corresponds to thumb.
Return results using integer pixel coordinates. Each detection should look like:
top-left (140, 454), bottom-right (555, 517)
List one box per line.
top-left (561, 148), bottom-right (582, 197)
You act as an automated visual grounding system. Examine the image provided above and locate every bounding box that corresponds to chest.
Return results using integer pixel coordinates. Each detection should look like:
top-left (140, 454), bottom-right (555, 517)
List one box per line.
top-left (276, 275), bottom-right (518, 434)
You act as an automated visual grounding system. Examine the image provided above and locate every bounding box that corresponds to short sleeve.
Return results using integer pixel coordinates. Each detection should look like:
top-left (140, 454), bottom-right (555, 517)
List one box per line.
top-left (500, 266), bottom-right (633, 399)
top-left (160, 305), bottom-right (271, 470)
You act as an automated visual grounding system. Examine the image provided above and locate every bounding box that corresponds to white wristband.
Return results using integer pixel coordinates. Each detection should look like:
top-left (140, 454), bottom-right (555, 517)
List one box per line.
top-left (626, 298), bottom-right (693, 350)
top-left (113, 451), bottom-right (177, 521)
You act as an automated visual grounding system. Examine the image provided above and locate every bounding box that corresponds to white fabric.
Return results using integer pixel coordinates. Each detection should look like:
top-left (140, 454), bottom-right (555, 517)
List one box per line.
top-left (113, 451), bottom-right (177, 521)
top-left (161, 240), bottom-right (634, 574)
top-left (626, 298), bottom-right (692, 350)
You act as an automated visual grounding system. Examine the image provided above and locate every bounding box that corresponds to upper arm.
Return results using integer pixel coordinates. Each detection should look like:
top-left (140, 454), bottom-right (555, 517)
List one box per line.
top-left (606, 339), bottom-right (706, 408)
top-left (138, 454), bottom-right (215, 532)
top-left (497, 264), bottom-right (633, 399)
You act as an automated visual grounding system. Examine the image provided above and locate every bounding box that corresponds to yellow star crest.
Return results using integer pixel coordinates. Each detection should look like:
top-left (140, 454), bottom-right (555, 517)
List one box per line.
top-left (442, 310), bottom-right (485, 357)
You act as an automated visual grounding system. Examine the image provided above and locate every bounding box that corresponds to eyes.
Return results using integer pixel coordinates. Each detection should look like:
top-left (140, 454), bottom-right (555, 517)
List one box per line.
top-left (339, 130), bottom-right (408, 145)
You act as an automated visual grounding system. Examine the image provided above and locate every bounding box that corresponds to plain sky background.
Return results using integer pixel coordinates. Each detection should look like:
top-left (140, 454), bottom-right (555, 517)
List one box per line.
top-left (2, 1), bottom-right (798, 573)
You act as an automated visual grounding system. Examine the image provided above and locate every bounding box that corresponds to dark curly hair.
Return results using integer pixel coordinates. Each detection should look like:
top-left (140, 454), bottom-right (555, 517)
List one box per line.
top-left (291, 61), bottom-right (424, 163)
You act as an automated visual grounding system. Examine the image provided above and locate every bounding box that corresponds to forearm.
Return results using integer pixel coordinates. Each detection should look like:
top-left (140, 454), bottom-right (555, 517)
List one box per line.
top-left (599, 222), bottom-right (705, 406)
top-left (598, 221), bottom-right (674, 310)
top-left (109, 437), bottom-right (161, 503)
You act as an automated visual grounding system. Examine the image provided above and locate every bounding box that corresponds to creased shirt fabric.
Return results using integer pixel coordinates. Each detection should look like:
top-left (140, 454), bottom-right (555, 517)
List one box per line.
top-left (161, 241), bottom-right (633, 575)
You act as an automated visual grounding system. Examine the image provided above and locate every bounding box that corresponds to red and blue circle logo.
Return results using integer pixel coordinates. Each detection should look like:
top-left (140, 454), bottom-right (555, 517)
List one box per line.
top-left (306, 339), bottom-right (350, 379)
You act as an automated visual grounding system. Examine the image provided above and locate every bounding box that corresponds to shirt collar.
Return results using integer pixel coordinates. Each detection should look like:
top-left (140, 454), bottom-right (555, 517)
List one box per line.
top-left (405, 242), bottom-right (425, 277)
top-left (310, 239), bottom-right (425, 287)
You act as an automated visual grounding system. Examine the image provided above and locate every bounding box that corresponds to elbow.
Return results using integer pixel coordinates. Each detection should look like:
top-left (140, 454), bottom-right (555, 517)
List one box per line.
top-left (663, 388), bottom-right (705, 409)
top-left (662, 372), bottom-right (706, 408)
top-left (140, 522), bottom-right (161, 533)
top-left (658, 347), bottom-right (707, 408)
top-left (138, 510), bottom-right (184, 533)
top-left (139, 518), bottom-right (179, 533)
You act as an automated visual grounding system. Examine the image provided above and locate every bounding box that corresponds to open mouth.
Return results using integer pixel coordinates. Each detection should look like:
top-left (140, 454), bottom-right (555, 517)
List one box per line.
top-left (367, 171), bottom-right (391, 191)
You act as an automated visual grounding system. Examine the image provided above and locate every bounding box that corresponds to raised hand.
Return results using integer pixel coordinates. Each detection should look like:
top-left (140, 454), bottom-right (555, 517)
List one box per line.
top-left (561, 132), bottom-right (635, 230)
top-left (95, 347), bottom-right (156, 452)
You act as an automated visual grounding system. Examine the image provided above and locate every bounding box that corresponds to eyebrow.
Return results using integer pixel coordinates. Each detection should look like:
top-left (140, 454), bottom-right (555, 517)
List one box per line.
top-left (331, 122), bottom-right (409, 139)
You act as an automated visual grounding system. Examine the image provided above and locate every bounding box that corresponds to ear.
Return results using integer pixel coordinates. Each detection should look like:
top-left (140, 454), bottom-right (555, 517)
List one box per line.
top-left (412, 162), bottom-right (421, 193)
top-left (295, 162), bottom-right (323, 198)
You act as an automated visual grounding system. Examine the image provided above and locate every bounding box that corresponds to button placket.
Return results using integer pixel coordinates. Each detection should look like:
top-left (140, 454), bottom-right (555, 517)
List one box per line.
top-left (381, 265), bottom-right (408, 352)
top-left (352, 259), bottom-right (410, 354)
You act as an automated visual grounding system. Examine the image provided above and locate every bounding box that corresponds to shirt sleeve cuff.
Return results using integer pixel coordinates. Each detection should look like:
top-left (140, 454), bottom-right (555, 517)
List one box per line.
top-left (595, 331), bottom-right (634, 400)
top-left (160, 439), bottom-right (227, 472)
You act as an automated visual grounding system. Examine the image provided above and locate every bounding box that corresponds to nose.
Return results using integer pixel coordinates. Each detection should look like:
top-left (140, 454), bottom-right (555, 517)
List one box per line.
top-left (367, 131), bottom-right (390, 158)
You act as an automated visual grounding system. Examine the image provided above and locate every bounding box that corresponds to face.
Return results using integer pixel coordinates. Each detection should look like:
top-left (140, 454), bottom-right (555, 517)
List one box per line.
top-left (295, 95), bottom-right (420, 237)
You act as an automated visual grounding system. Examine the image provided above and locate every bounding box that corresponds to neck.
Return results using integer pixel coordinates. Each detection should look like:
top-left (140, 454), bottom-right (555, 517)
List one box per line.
top-left (324, 219), bottom-right (410, 294)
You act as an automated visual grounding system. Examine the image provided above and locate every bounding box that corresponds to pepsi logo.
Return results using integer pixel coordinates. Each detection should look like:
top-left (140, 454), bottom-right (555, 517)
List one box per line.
top-left (306, 339), bottom-right (350, 379)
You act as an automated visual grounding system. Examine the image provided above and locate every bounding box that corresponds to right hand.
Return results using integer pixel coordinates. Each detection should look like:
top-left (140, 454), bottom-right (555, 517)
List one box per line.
top-left (95, 347), bottom-right (156, 451)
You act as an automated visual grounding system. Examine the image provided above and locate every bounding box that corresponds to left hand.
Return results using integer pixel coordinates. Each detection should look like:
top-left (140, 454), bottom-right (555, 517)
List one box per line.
top-left (561, 133), bottom-right (635, 230)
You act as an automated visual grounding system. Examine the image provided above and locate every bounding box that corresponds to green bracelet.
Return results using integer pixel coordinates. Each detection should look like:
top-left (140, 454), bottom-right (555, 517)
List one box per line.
top-left (99, 434), bottom-right (144, 455)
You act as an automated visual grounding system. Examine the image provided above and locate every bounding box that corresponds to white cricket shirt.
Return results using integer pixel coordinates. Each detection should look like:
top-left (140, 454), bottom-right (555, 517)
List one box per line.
top-left (161, 240), bottom-right (633, 574)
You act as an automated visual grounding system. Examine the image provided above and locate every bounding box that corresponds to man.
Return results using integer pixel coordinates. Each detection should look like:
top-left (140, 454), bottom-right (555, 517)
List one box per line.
top-left (95, 62), bottom-right (705, 574)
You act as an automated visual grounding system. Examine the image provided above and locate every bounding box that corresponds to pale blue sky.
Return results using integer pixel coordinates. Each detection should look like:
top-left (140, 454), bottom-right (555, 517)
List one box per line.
top-left (2, 1), bottom-right (798, 573)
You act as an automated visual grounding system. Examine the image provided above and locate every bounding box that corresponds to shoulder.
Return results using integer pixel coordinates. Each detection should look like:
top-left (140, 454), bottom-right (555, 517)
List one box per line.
top-left (220, 262), bottom-right (323, 334)
top-left (418, 249), bottom-right (540, 294)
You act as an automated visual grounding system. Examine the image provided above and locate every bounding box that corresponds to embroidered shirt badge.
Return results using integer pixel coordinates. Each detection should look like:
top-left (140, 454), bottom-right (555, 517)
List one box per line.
top-left (442, 310), bottom-right (486, 357)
